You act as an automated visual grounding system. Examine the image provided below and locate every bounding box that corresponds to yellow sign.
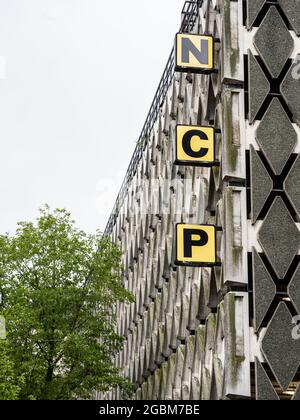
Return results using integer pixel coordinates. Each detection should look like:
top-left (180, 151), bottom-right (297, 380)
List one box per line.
top-left (175, 33), bottom-right (214, 72)
top-left (175, 224), bottom-right (217, 266)
top-left (176, 125), bottom-right (216, 166)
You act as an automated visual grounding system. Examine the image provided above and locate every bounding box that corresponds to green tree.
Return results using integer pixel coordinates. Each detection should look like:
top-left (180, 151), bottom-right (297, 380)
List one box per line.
top-left (0, 340), bottom-right (21, 400)
top-left (0, 206), bottom-right (133, 400)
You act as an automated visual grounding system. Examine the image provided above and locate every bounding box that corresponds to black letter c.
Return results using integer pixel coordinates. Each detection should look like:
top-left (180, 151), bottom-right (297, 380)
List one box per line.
top-left (182, 129), bottom-right (209, 158)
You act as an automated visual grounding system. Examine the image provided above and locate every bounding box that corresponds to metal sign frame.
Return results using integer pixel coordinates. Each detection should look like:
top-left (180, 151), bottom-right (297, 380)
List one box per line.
top-left (175, 223), bottom-right (219, 267)
top-left (175, 33), bottom-right (215, 74)
top-left (175, 124), bottom-right (220, 167)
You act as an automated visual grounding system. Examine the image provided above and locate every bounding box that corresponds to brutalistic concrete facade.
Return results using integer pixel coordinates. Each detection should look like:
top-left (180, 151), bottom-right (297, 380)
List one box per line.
top-left (101, 0), bottom-right (300, 400)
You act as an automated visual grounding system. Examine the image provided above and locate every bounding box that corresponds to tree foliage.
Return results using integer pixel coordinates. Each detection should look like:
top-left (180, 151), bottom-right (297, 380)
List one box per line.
top-left (0, 340), bottom-right (21, 400)
top-left (0, 206), bottom-right (133, 400)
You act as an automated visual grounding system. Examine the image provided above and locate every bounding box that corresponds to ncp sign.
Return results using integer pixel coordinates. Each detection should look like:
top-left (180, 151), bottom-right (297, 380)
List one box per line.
top-left (175, 125), bottom-right (218, 167)
top-left (175, 33), bottom-right (214, 73)
top-left (175, 224), bottom-right (217, 267)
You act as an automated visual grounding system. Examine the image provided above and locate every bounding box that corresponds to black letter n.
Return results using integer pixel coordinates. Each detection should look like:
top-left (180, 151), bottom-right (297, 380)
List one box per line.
top-left (181, 37), bottom-right (209, 65)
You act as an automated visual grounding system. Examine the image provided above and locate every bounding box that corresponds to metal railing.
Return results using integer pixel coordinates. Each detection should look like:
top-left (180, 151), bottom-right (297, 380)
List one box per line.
top-left (104, 0), bottom-right (202, 235)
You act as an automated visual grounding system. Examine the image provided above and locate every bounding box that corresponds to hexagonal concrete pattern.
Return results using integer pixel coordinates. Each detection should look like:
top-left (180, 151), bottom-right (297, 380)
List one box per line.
top-left (258, 197), bottom-right (300, 279)
top-left (254, 6), bottom-right (294, 78)
top-left (278, 0), bottom-right (300, 36)
top-left (256, 99), bottom-right (297, 175)
top-left (248, 50), bottom-right (270, 123)
top-left (285, 155), bottom-right (300, 217)
top-left (281, 58), bottom-right (300, 125)
top-left (262, 303), bottom-right (300, 391)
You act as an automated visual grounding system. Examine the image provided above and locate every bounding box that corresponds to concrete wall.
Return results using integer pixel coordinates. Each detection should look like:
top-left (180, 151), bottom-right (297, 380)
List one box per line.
top-left (101, 0), bottom-right (300, 400)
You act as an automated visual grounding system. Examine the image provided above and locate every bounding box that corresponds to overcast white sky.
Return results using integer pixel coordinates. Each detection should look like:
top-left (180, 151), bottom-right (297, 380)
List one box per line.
top-left (0, 0), bottom-right (185, 234)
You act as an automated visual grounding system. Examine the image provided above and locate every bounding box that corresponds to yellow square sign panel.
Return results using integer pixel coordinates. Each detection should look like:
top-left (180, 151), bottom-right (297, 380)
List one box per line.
top-left (176, 125), bottom-right (216, 166)
top-left (176, 224), bottom-right (217, 266)
top-left (176, 33), bottom-right (214, 72)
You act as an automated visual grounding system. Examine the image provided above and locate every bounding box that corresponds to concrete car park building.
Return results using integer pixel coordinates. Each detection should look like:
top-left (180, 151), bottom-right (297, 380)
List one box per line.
top-left (102, 0), bottom-right (300, 400)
